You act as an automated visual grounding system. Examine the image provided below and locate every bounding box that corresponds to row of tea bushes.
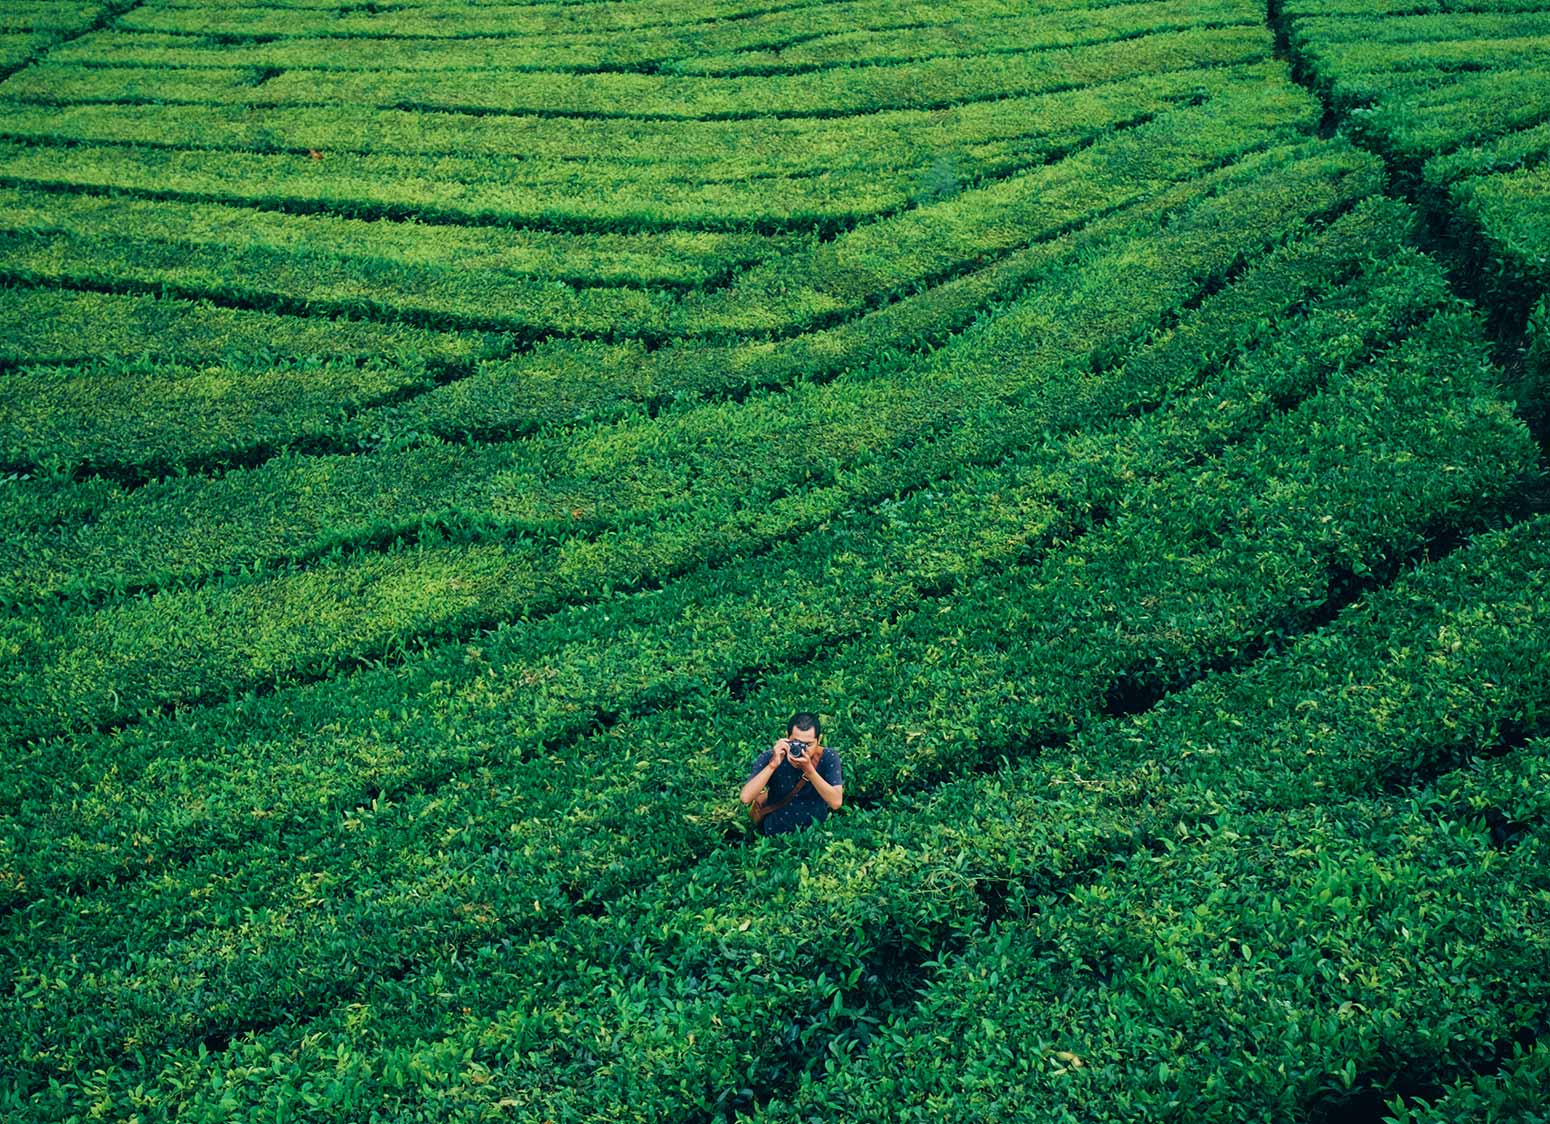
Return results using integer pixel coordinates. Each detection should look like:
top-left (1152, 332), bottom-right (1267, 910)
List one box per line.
top-left (0, 68), bottom-right (1269, 348)
top-left (666, 70), bottom-right (1311, 337)
top-left (677, 0), bottom-right (1258, 75)
top-left (0, 74), bottom-right (1270, 482)
top-left (0, 353), bottom-right (447, 481)
top-left (116, 0), bottom-right (960, 42)
top-left (0, 185), bottom-right (797, 288)
top-left (0, 139), bottom-right (906, 236)
top-left (370, 138), bottom-right (1356, 443)
top-left (0, 32), bottom-right (51, 69)
top-left (47, 0), bottom-right (1261, 77)
top-left (50, 4), bottom-right (953, 72)
top-left (1450, 162), bottom-right (1550, 331)
top-left (1284, 0), bottom-right (1550, 12)
top-left (0, 284), bottom-right (491, 367)
top-left (42, 1), bottom-right (1264, 79)
top-left (1, 4), bottom-right (101, 34)
top-left (0, 43), bottom-right (1285, 234)
top-left (0, 0), bottom-right (129, 71)
top-left (0, 134), bottom-right (1366, 607)
top-left (4, 218), bottom-right (1449, 757)
top-left (56, 0), bottom-right (1249, 61)
top-left (0, 223), bottom-right (679, 336)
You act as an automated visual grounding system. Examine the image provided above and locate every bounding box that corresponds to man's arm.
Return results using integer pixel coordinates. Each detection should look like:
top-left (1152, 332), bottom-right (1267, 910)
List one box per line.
top-left (801, 749), bottom-right (843, 811)
top-left (739, 744), bottom-right (783, 805)
top-left (808, 770), bottom-right (843, 811)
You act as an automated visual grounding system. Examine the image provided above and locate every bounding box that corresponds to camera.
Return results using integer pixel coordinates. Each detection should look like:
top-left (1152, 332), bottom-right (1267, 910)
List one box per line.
top-left (785, 739), bottom-right (809, 763)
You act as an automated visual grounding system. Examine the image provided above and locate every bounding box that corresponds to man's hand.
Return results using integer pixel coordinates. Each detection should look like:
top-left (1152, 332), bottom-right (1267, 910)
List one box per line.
top-left (794, 744), bottom-right (823, 777)
top-left (741, 742), bottom-right (787, 807)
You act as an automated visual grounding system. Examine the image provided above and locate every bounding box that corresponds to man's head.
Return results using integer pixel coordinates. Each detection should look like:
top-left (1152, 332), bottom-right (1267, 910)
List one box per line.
top-left (786, 711), bottom-right (822, 742)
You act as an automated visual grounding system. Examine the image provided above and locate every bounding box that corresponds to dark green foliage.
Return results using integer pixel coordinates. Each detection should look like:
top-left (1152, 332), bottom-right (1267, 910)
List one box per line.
top-left (0, 144), bottom-right (1390, 763)
top-left (0, 199), bottom-right (1452, 891)
top-left (11, 501), bottom-right (1545, 1119)
top-left (1380, 1043), bottom-right (1550, 1123)
top-left (1521, 294), bottom-right (1550, 439)
top-left (3, 1), bottom-right (1547, 1120)
top-left (1279, 0), bottom-right (1550, 364)
top-left (5, 260), bottom-right (1540, 1101)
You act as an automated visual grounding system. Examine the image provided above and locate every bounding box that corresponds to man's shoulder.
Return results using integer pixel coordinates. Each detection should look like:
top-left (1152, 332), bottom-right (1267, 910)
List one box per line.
top-left (819, 745), bottom-right (842, 778)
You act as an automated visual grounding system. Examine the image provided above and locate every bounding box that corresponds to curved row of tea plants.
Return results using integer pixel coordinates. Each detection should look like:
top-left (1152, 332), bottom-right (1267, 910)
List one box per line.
top-left (0, 0), bottom-right (130, 74)
top-left (0, 61), bottom-right (1309, 491)
top-left (0, 76), bottom-right (1277, 206)
top-left (0, 284), bottom-right (491, 367)
top-left (0, 185), bottom-right (797, 289)
top-left (116, 0), bottom-right (956, 42)
top-left (0, 62), bottom-right (1259, 175)
top-left (0, 129), bottom-right (1356, 603)
top-left (0, 36), bottom-right (1278, 227)
top-left (0, 65), bottom-right (1265, 342)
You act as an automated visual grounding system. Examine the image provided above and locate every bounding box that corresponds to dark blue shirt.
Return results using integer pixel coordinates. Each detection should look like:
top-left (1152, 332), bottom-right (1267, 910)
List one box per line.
top-left (747, 746), bottom-right (843, 835)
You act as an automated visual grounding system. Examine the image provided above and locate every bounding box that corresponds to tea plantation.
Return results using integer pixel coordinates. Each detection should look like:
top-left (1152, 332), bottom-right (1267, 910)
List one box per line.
top-left (1, 0), bottom-right (1547, 1120)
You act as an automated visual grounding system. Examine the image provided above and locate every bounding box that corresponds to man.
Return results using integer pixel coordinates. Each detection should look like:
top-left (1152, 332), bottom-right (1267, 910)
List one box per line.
top-left (739, 712), bottom-right (843, 835)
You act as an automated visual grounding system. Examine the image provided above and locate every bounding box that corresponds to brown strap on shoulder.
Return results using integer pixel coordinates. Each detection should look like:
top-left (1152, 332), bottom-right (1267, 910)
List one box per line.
top-left (756, 776), bottom-right (809, 819)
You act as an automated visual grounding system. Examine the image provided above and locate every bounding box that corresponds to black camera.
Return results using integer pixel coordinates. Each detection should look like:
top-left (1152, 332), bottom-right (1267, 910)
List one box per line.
top-left (785, 739), bottom-right (809, 763)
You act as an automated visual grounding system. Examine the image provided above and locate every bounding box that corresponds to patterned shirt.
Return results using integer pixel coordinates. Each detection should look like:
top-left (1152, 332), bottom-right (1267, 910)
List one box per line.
top-left (747, 745), bottom-right (843, 835)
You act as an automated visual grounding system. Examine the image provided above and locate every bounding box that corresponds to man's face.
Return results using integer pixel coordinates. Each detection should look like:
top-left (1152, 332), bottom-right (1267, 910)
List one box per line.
top-left (787, 724), bottom-right (819, 747)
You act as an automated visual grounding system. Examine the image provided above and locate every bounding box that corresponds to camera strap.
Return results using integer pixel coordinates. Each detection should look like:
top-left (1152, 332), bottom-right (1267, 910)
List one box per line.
top-left (750, 746), bottom-right (825, 827)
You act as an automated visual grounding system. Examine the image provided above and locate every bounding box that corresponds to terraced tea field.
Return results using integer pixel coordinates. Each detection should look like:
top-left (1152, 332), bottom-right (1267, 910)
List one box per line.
top-left (1, 0), bottom-right (1548, 1120)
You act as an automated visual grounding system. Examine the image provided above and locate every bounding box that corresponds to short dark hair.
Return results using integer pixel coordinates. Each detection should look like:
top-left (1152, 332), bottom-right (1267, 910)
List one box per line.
top-left (787, 711), bottom-right (822, 738)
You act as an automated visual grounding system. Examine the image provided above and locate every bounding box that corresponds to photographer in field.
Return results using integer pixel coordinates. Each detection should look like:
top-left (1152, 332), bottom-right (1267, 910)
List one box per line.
top-left (739, 711), bottom-right (843, 835)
